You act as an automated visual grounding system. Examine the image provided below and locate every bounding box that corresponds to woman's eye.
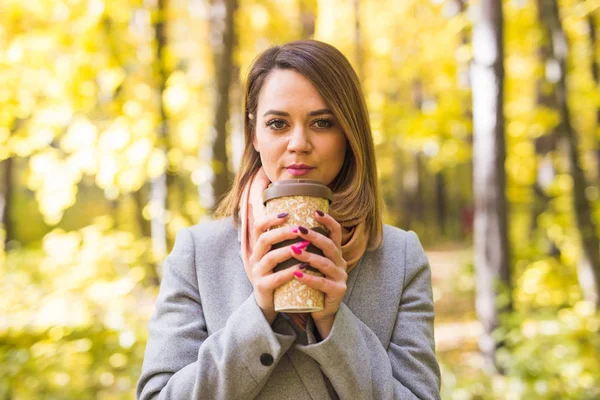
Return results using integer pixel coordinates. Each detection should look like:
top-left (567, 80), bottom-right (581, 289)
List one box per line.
top-left (266, 119), bottom-right (287, 130)
top-left (313, 119), bottom-right (333, 129)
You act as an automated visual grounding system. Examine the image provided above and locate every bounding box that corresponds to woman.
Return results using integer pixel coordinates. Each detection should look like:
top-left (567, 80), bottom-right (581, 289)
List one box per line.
top-left (137, 40), bottom-right (441, 400)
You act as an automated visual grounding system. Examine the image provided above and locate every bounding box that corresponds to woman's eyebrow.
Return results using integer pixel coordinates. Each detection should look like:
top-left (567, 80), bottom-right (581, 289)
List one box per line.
top-left (263, 109), bottom-right (333, 117)
top-left (263, 109), bottom-right (289, 117)
top-left (307, 109), bottom-right (333, 116)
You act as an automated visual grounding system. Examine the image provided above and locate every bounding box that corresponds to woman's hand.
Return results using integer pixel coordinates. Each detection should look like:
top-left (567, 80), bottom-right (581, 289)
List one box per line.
top-left (248, 213), bottom-right (303, 324)
top-left (289, 210), bottom-right (347, 339)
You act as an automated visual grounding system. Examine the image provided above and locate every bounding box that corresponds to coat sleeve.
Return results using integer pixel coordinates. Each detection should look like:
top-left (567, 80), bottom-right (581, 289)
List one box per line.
top-left (136, 228), bottom-right (296, 400)
top-left (296, 231), bottom-right (441, 400)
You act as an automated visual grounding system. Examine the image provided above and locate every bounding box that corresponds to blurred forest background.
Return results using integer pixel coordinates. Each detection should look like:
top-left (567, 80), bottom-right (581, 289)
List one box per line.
top-left (1, 0), bottom-right (600, 398)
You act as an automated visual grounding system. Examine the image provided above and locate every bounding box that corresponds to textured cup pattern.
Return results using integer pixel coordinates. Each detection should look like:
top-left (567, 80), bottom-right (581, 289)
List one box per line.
top-left (265, 195), bottom-right (329, 313)
top-left (273, 269), bottom-right (325, 313)
top-left (265, 196), bottom-right (329, 232)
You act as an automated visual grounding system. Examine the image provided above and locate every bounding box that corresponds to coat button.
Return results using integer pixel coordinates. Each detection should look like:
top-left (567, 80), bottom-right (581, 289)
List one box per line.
top-left (260, 353), bottom-right (274, 366)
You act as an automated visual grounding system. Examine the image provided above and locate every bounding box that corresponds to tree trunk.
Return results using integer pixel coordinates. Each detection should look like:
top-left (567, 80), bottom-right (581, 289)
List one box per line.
top-left (588, 13), bottom-right (600, 181)
top-left (209, 0), bottom-right (237, 214)
top-left (471, 0), bottom-right (512, 374)
top-left (133, 186), bottom-right (151, 238)
top-left (150, 0), bottom-right (170, 279)
top-left (109, 198), bottom-right (120, 226)
top-left (394, 144), bottom-right (406, 229)
top-left (0, 156), bottom-right (13, 246)
top-left (540, 0), bottom-right (600, 307)
top-left (299, 0), bottom-right (316, 39)
top-left (414, 151), bottom-right (425, 234)
top-left (530, 0), bottom-right (557, 238)
top-left (353, 0), bottom-right (364, 82)
top-left (457, 163), bottom-right (474, 239)
top-left (454, 0), bottom-right (474, 241)
top-left (403, 80), bottom-right (425, 233)
top-left (455, 0), bottom-right (471, 89)
top-left (530, 0), bottom-right (565, 260)
top-left (435, 172), bottom-right (446, 236)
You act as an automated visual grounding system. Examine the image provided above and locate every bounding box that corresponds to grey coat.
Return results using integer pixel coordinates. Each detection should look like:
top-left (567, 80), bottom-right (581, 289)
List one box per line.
top-left (136, 217), bottom-right (441, 400)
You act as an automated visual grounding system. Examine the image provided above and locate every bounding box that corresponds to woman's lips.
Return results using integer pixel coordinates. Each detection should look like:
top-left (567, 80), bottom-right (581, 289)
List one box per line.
top-left (286, 167), bottom-right (313, 176)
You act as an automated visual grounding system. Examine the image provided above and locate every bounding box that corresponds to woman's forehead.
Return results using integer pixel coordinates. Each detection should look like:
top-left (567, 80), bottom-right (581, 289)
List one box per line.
top-left (257, 69), bottom-right (328, 112)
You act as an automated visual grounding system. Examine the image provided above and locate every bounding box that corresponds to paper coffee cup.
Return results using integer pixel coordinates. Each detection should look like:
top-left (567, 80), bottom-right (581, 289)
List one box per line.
top-left (263, 179), bottom-right (332, 313)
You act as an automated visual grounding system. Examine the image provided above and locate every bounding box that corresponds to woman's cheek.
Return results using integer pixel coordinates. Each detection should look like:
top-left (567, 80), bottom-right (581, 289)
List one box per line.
top-left (260, 158), bottom-right (278, 182)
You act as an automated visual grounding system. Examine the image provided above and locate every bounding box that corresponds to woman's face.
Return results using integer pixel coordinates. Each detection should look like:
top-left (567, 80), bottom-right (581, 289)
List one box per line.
top-left (252, 69), bottom-right (348, 185)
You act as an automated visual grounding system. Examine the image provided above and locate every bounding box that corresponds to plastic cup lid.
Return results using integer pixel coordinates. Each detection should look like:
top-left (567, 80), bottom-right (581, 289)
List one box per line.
top-left (262, 179), bottom-right (333, 205)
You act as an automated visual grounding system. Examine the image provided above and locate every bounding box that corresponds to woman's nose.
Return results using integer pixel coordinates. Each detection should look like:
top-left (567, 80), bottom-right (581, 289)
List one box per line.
top-left (287, 126), bottom-right (311, 152)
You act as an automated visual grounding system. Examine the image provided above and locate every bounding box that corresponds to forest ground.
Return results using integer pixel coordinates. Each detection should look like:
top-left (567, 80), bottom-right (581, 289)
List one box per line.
top-left (428, 244), bottom-right (483, 381)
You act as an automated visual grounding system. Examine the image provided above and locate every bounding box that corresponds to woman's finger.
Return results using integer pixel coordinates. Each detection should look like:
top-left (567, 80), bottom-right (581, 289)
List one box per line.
top-left (252, 225), bottom-right (299, 263)
top-left (294, 225), bottom-right (344, 267)
top-left (313, 210), bottom-right (342, 249)
top-left (253, 212), bottom-right (290, 244)
top-left (288, 245), bottom-right (347, 281)
top-left (255, 265), bottom-right (299, 291)
top-left (254, 244), bottom-right (299, 276)
top-left (249, 213), bottom-right (292, 264)
top-left (292, 271), bottom-right (347, 298)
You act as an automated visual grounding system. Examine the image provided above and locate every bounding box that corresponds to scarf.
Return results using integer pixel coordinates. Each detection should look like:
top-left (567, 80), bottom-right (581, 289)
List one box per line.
top-left (240, 167), bottom-right (369, 331)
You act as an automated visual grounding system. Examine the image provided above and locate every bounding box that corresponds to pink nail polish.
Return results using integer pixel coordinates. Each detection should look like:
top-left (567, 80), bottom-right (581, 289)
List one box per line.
top-left (298, 241), bottom-right (310, 249)
top-left (293, 271), bottom-right (304, 278)
top-left (292, 227), bottom-right (299, 233)
top-left (291, 246), bottom-right (302, 254)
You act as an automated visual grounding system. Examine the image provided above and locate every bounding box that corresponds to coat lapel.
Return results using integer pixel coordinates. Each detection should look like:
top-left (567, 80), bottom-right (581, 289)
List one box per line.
top-left (343, 252), bottom-right (365, 303)
top-left (285, 255), bottom-right (367, 400)
top-left (286, 349), bottom-right (331, 399)
top-left (232, 216), bottom-right (368, 400)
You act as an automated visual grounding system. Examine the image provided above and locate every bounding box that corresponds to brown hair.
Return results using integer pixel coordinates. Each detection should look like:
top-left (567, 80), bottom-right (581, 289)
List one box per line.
top-left (214, 40), bottom-right (383, 250)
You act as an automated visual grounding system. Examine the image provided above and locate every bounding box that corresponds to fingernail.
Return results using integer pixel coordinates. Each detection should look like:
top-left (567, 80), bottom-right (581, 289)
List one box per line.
top-left (299, 263), bottom-right (309, 269)
top-left (298, 240), bottom-right (310, 249)
top-left (292, 227), bottom-right (299, 233)
top-left (298, 226), bottom-right (309, 235)
top-left (277, 212), bottom-right (288, 218)
top-left (293, 271), bottom-right (304, 278)
top-left (291, 246), bottom-right (302, 254)
top-left (316, 210), bottom-right (324, 217)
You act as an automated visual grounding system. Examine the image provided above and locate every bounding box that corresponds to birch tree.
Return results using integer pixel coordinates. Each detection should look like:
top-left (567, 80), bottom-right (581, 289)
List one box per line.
top-left (539, 0), bottom-right (600, 307)
top-left (471, 0), bottom-right (512, 373)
